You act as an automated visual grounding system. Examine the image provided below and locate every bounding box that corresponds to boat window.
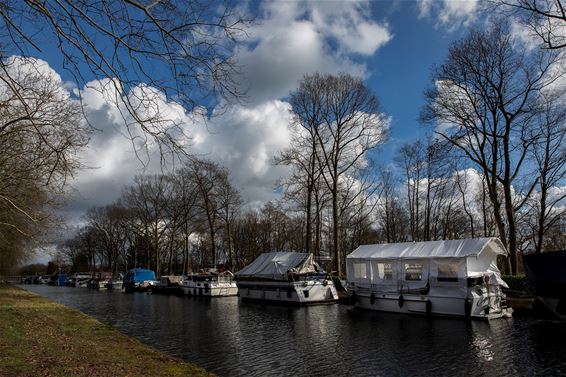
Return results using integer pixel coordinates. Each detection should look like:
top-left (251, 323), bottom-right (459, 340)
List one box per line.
top-left (353, 262), bottom-right (368, 279)
top-left (404, 263), bottom-right (423, 281)
top-left (437, 263), bottom-right (459, 282)
top-left (376, 263), bottom-right (394, 280)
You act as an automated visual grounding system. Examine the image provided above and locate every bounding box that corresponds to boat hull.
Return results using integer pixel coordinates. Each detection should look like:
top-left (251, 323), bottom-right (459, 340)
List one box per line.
top-left (180, 281), bottom-right (238, 297)
top-left (352, 288), bottom-right (512, 319)
top-left (538, 296), bottom-right (566, 321)
top-left (236, 280), bottom-right (338, 305)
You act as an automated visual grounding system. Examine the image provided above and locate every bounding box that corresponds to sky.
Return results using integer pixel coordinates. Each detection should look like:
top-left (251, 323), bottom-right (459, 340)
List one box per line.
top-left (24, 0), bottom-right (490, 229)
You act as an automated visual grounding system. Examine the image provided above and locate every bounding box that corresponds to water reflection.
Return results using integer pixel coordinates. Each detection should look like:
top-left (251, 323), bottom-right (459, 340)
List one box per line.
top-left (22, 285), bottom-right (566, 377)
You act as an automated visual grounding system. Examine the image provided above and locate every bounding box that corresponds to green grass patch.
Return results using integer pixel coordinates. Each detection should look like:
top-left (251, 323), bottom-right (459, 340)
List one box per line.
top-left (0, 283), bottom-right (213, 376)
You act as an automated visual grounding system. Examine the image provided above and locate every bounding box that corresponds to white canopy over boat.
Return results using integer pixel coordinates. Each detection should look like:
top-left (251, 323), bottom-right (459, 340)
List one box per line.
top-left (235, 252), bottom-right (322, 281)
top-left (347, 238), bottom-right (508, 288)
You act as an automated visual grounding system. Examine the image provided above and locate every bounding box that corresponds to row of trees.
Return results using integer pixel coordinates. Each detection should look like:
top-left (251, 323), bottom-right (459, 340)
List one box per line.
top-left (2, 2), bottom-right (565, 275)
top-left (0, 0), bottom-right (248, 274)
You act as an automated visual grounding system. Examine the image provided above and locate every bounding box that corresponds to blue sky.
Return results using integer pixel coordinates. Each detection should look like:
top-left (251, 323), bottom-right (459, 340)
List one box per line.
top-left (17, 0), bottom-right (488, 224)
top-left (365, 1), bottom-right (473, 163)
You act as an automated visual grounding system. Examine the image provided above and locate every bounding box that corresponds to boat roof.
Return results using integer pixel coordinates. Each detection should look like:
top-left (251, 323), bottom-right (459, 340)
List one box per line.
top-left (235, 252), bottom-right (322, 280)
top-left (347, 238), bottom-right (507, 260)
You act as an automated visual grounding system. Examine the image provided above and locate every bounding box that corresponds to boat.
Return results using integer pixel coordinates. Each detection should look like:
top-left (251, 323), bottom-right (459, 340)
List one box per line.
top-left (105, 274), bottom-right (124, 290)
top-left (89, 272), bottom-right (112, 290)
top-left (180, 270), bottom-right (238, 297)
top-left (152, 275), bottom-right (183, 295)
top-left (73, 272), bottom-right (92, 288)
top-left (234, 252), bottom-right (338, 305)
top-left (523, 250), bottom-right (566, 321)
top-left (346, 238), bottom-right (513, 319)
top-left (123, 268), bottom-right (158, 293)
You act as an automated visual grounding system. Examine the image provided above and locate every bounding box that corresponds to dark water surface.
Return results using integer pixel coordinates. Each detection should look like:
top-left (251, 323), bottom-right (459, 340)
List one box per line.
top-left (22, 285), bottom-right (566, 376)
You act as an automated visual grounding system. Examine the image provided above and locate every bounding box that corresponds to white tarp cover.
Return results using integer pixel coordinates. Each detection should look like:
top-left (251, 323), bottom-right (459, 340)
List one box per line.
top-left (235, 252), bottom-right (321, 281)
top-left (346, 238), bottom-right (509, 289)
top-left (347, 238), bottom-right (507, 260)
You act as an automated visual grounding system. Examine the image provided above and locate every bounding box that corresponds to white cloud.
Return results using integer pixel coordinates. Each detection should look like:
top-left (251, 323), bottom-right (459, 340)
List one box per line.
top-left (64, 80), bottom-right (294, 221)
top-left (235, 0), bottom-right (392, 104)
top-left (190, 100), bottom-right (293, 205)
top-left (417, 0), bottom-right (482, 30)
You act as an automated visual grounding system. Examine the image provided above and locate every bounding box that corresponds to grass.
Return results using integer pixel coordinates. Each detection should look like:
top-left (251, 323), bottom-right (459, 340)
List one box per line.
top-left (0, 283), bottom-right (213, 377)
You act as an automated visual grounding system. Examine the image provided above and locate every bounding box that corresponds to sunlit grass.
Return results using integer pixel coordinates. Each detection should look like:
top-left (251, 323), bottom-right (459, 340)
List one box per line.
top-left (0, 283), bottom-right (213, 376)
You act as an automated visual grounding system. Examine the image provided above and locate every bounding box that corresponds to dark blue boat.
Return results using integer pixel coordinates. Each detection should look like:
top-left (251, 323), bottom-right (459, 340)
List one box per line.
top-left (123, 268), bottom-right (157, 293)
top-left (523, 250), bottom-right (566, 321)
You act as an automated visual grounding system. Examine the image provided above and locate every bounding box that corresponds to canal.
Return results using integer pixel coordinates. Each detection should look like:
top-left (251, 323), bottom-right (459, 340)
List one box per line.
top-left (22, 285), bottom-right (566, 376)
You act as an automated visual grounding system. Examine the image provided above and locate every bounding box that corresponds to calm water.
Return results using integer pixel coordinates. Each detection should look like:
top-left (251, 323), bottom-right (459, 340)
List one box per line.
top-left (22, 285), bottom-right (566, 376)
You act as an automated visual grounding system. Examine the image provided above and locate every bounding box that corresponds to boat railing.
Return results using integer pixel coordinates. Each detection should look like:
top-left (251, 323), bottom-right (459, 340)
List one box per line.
top-left (288, 272), bottom-right (329, 282)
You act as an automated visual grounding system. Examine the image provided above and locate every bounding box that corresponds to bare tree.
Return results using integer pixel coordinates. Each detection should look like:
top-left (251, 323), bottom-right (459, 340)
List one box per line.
top-left (0, 57), bottom-right (89, 271)
top-left (528, 96), bottom-right (566, 252)
top-left (290, 73), bottom-right (388, 275)
top-left (0, 1), bottom-right (249, 158)
top-left (216, 170), bottom-right (242, 269)
top-left (122, 174), bottom-right (174, 275)
top-left (421, 21), bottom-right (565, 274)
top-left (502, 0), bottom-right (566, 49)
top-left (186, 158), bottom-right (226, 267)
top-left (277, 76), bottom-right (326, 254)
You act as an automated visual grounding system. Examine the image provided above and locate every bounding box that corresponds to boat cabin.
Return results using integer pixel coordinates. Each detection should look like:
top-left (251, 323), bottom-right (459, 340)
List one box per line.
top-left (346, 238), bottom-right (512, 319)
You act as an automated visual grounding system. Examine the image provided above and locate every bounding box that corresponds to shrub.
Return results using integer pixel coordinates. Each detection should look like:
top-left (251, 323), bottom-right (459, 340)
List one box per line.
top-left (502, 275), bottom-right (527, 292)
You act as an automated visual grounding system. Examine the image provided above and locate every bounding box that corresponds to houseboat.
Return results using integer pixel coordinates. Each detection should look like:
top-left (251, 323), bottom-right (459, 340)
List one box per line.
top-left (234, 252), bottom-right (338, 305)
top-left (523, 250), bottom-right (566, 321)
top-left (180, 270), bottom-right (238, 297)
top-left (346, 238), bottom-right (512, 319)
top-left (123, 268), bottom-right (158, 293)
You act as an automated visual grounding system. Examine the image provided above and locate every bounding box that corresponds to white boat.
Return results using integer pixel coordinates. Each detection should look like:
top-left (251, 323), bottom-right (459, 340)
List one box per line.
top-left (105, 274), bottom-right (124, 290)
top-left (346, 238), bottom-right (513, 319)
top-left (180, 271), bottom-right (238, 297)
top-left (234, 252), bottom-right (338, 305)
top-left (73, 273), bottom-right (91, 288)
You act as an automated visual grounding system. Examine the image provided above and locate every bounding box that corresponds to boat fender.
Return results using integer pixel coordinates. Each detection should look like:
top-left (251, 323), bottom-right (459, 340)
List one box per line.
top-left (370, 292), bottom-right (376, 305)
top-left (426, 300), bottom-right (432, 315)
top-left (464, 298), bottom-right (472, 317)
top-left (398, 295), bottom-right (404, 308)
top-left (322, 279), bottom-right (328, 286)
top-left (350, 290), bottom-right (357, 304)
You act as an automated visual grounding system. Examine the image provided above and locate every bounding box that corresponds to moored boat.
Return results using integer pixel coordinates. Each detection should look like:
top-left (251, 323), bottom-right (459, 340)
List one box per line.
top-left (180, 270), bottom-right (238, 297)
top-left (234, 252), bottom-right (338, 305)
top-left (523, 250), bottom-right (566, 321)
top-left (346, 238), bottom-right (513, 319)
top-left (123, 268), bottom-right (158, 293)
top-left (105, 274), bottom-right (124, 290)
top-left (153, 275), bottom-right (183, 295)
top-left (73, 272), bottom-right (91, 288)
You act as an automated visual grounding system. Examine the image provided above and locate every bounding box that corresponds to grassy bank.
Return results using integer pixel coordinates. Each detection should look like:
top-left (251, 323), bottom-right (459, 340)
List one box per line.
top-left (0, 283), bottom-right (212, 377)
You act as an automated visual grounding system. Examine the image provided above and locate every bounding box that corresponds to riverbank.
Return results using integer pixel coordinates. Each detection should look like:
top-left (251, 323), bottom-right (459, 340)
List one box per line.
top-left (0, 283), bottom-right (212, 376)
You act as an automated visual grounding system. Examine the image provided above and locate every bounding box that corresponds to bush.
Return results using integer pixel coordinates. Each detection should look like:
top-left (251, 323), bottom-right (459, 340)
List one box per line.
top-left (502, 275), bottom-right (527, 292)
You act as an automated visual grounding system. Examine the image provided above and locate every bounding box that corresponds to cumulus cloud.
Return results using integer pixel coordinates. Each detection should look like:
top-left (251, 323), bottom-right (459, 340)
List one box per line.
top-left (63, 80), bottom-right (294, 223)
top-left (417, 0), bottom-right (482, 30)
top-left (49, 0), bottom-right (393, 222)
top-left (235, 0), bottom-right (392, 104)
